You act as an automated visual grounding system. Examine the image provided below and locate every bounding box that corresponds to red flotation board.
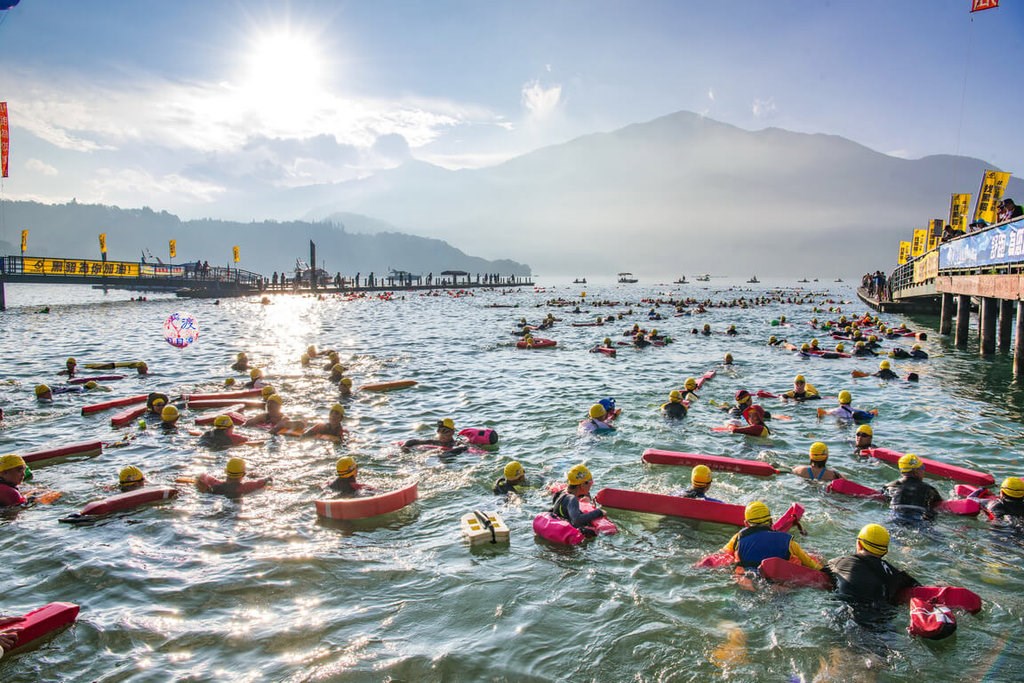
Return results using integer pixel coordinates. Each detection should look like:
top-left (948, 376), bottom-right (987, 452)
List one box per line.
top-left (195, 410), bottom-right (246, 426)
top-left (111, 404), bottom-right (149, 428)
top-left (953, 484), bottom-right (994, 499)
top-left (826, 478), bottom-right (886, 501)
top-left (358, 379), bottom-right (418, 392)
top-left (759, 557), bottom-right (832, 589)
top-left (60, 486), bottom-right (178, 522)
top-left (20, 440), bottom-right (103, 465)
top-left (899, 585), bottom-right (982, 614)
top-left (642, 449), bottom-right (779, 477)
top-left (181, 388), bottom-right (263, 401)
top-left (595, 346), bottom-right (617, 357)
top-left (907, 597), bottom-right (957, 639)
top-left (516, 338), bottom-right (557, 349)
top-left (315, 481), bottom-right (418, 520)
top-left (185, 399), bottom-right (265, 410)
top-left (863, 447), bottom-right (994, 486)
top-left (695, 370), bottom-right (716, 388)
top-left (81, 394), bottom-right (148, 415)
top-left (595, 487), bottom-right (746, 526)
top-left (938, 498), bottom-right (981, 516)
top-left (68, 375), bottom-right (124, 384)
top-left (0, 602), bottom-right (80, 655)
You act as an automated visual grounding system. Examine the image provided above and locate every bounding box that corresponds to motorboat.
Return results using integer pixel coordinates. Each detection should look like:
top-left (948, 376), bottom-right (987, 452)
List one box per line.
top-left (617, 272), bottom-right (638, 283)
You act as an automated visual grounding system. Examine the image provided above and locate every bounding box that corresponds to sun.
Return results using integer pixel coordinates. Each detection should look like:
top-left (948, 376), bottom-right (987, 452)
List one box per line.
top-left (237, 28), bottom-right (327, 125)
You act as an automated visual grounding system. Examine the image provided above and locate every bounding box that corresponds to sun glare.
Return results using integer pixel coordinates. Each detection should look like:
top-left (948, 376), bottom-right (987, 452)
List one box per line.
top-left (238, 29), bottom-right (327, 127)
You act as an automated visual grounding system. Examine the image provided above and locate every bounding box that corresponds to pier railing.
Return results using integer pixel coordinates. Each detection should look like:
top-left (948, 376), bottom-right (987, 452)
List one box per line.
top-left (0, 255), bottom-right (264, 287)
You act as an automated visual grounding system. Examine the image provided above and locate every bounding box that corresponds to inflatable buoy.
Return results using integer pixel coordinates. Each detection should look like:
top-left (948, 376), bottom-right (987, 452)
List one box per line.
top-left (20, 441), bottom-right (103, 466)
top-left (359, 380), bottom-right (418, 392)
top-left (533, 513), bottom-right (585, 545)
top-left (59, 486), bottom-right (178, 523)
top-left (0, 603), bottom-right (80, 657)
top-left (315, 481), bottom-right (418, 520)
top-left (460, 510), bottom-right (510, 545)
top-left (458, 428), bottom-right (498, 446)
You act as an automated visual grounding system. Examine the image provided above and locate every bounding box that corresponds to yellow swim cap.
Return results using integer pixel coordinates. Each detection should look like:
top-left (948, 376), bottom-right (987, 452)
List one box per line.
top-left (567, 464), bottom-right (593, 486)
top-left (838, 390), bottom-right (852, 405)
top-left (879, 360), bottom-right (891, 370)
top-left (438, 417), bottom-right (455, 431)
top-left (161, 405), bottom-right (179, 421)
top-left (810, 338), bottom-right (819, 347)
top-left (912, 344), bottom-right (922, 351)
top-left (794, 375), bottom-right (805, 384)
top-left (266, 394), bottom-right (283, 406)
top-left (744, 501), bottom-right (772, 525)
top-left (329, 404), bottom-right (345, 417)
top-left (835, 343), bottom-right (845, 352)
top-left (856, 341), bottom-right (865, 348)
top-left (340, 377), bottom-right (353, 387)
top-left (0, 454), bottom-right (26, 471)
top-left (225, 377), bottom-right (236, 386)
top-left (225, 457), bottom-right (246, 479)
top-left (588, 404), bottom-right (607, 419)
top-left (261, 385), bottom-right (276, 399)
top-left (236, 352), bottom-right (247, 360)
top-left (809, 442), bottom-right (829, 461)
top-left (857, 523), bottom-right (890, 556)
top-left (307, 345), bottom-right (317, 355)
top-left (35, 384), bottom-right (51, 396)
top-left (331, 363), bottom-right (345, 373)
top-left (898, 453), bottom-right (923, 473)
top-left (801, 343), bottom-right (811, 352)
top-left (684, 378), bottom-right (697, 390)
top-left (668, 390), bottom-right (682, 403)
top-left (691, 464), bottom-right (713, 486)
top-left (1000, 477), bottom-right (1024, 499)
top-left (856, 424), bottom-right (873, 436)
top-left (249, 368), bottom-right (263, 380)
top-left (504, 461), bottom-right (525, 480)
top-left (84, 381), bottom-right (98, 389)
top-left (66, 357), bottom-right (77, 365)
top-left (119, 465), bottom-right (145, 485)
top-left (335, 456), bottom-right (357, 478)
top-left (213, 414), bottom-right (234, 429)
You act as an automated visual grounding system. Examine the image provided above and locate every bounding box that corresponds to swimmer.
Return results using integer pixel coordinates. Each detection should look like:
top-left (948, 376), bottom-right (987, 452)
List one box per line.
top-left (245, 368), bottom-right (265, 388)
top-left (986, 477), bottom-right (1024, 519)
top-left (580, 403), bottom-right (616, 433)
top-left (719, 501), bottom-right (821, 569)
top-left (550, 464), bottom-right (606, 535)
top-left (853, 424), bottom-right (873, 454)
top-left (304, 404), bottom-right (346, 439)
top-left (817, 390), bottom-right (875, 423)
top-left (198, 415), bottom-right (251, 449)
top-left (738, 404), bottom-right (770, 437)
top-left (243, 394), bottom-right (290, 434)
top-left (883, 454), bottom-right (942, 522)
top-left (680, 377), bottom-right (700, 402)
top-left (118, 465), bottom-right (146, 492)
top-left (328, 363), bottom-right (347, 383)
top-left (231, 352), bottom-right (250, 373)
top-left (59, 357), bottom-right (77, 377)
top-left (327, 456), bottom-right (363, 496)
top-left (661, 390), bottom-right (688, 419)
top-left (35, 384), bottom-right (53, 402)
top-left (160, 405), bottom-right (179, 431)
top-left (791, 442), bottom-right (842, 482)
top-left (493, 461), bottom-right (527, 495)
top-left (339, 377), bottom-right (353, 398)
top-left (783, 374), bottom-right (820, 401)
top-left (823, 524), bottom-right (919, 622)
top-left (401, 418), bottom-right (468, 454)
top-left (679, 465), bottom-right (722, 502)
top-left (0, 455), bottom-right (28, 506)
top-left (874, 360), bottom-right (899, 380)
top-left (146, 392), bottom-right (170, 416)
top-left (200, 457), bottom-right (269, 497)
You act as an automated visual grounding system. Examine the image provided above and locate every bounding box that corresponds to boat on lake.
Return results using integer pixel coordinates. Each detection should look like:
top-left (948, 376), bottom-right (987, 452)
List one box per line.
top-left (747, 276), bottom-right (760, 283)
top-left (573, 277), bottom-right (587, 284)
top-left (617, 272), bottom-right (638, 283)
top-left (797, 278), bottom-right (809, 283)
top-left (674, 276), bottom-right (688, 284)
top-left (696, 273), bottom-right (711, 282)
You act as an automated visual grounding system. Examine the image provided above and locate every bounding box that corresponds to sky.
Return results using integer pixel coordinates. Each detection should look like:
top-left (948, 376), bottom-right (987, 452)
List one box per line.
top-left (0, 0), bottom-right (1022, 222)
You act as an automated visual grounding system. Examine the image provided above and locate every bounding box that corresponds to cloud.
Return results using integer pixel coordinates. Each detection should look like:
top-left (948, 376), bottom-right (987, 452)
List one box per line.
top-left (25, 158), bottom-right (58, 175)
top-left (90, 168), bottom-right (226, 205)
top-left (752, 97), bottom-right (777, 119)
top-left (521, 80), bottom-right (562, 120)
top-left (708, 89), bottom-right (715, 101)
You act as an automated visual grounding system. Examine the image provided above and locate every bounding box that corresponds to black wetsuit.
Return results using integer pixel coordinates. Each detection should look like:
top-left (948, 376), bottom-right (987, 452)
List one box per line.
top-left (198, 430), bottom-right (237, 450)
top-left (885, 476), bottom-right (942, 521)
top-left (874, 369), bottom-right (900, 380)
top-left (826, 553), bottom-right (919, 607)
top-left (493, 477), bottom-right (521, 495)
top-left (662, 401), bottom-right (688, 419)
top-left (551, 490), bottom-right (604, 529)
top-left (329, 477), bottom-right (360, 495)
top-left (990, 496), bottom-right (1024, 518)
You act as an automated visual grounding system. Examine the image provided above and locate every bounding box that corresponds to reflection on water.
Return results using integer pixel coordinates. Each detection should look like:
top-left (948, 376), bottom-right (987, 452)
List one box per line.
top-left (0, 280), bottom-right (1023, 681)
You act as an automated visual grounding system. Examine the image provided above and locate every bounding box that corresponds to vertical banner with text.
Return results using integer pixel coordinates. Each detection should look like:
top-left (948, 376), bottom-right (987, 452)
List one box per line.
top-left (232, 246), bottom-right (240, 263)
top-left (949, 193), bottom-right (971, 233)
top-left (20, 229), bottom-right (28, 254)
top-left (169, 239), bottom-right (177, 259)
top-left (973, 170), bottom-right (1012, 224)
top-left (98, 233), bottom-right (107, 254)
top-left (898, 241), bottom-right (912, 265)
top-left (927, 219), bottom-right (944, 250)
top-left (0, 102), bottom-right (9, 178)
top-left (911, 228), bottom-right (928, 257)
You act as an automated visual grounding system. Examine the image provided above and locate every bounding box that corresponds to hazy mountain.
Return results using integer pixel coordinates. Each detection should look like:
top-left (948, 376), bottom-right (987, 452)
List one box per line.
top-left (298, 111), bottom-right (1023, 278)
top-left (0, 202), bottom-right (530, 278)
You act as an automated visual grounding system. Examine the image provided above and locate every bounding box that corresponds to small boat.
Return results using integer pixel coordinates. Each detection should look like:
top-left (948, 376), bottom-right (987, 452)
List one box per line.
top-left (696, 274), bottom-right (711, 282)
top-left (797, 278), bottom-right (809, 283)
top-left (747, 276), bottom-right (760, 283)
top-left (573, 277), bottom-right (587, 284)
top-left (674, 276), bottom-right (688, 284)
top-left (834, 278), bottom-right (844, 282)
top-left (617, 272), bottom-right (638, 284)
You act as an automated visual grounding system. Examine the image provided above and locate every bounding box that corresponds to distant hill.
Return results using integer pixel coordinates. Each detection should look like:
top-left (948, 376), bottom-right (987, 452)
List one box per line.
top-left (294, 111), bottom-right (1023, 278)
top-left (0, 202), bottom-right (530, 277)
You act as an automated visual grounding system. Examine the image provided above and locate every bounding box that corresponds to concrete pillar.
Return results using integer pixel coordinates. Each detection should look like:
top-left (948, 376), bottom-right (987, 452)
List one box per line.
top-left (1000, 299), bottom-right (1014, 351)
top-left (980, 297), bottom-right (998, 355)
top-left (939, 293), bottom-right (954, 336)
top-left (1015, 301), bottom-right (1024, 379)
top-left (955, 294), bottom-right (971, 349)
top-left (0, 281), bottom-right (5, 311)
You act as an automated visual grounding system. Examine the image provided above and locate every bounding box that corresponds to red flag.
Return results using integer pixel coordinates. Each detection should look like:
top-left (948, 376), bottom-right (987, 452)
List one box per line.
top-left (971, 0), bottom-right (999, 12)
top-left (0, 102), bottom-right (9, 178)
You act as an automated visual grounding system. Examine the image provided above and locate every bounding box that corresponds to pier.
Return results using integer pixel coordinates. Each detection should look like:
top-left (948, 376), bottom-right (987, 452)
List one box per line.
top-left (864, 216), bottom-right (1024, 377)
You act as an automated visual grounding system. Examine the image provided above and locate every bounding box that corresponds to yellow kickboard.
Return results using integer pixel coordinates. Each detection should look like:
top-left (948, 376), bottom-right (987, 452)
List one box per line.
top-left (460, 511), bottom-right (510, 545)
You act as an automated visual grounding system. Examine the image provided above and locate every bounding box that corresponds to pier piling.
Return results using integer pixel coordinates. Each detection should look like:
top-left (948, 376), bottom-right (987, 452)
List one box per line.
top-left (939, 293), bottom-right (954, 336)
top-left (1000, 299), bottom-right (1014, 352)
top-left (980, 297), bottom-right (998, 356)
top-left (955, 295), bottom-right (971, 349)
top-left (1016, 301), bottom-right (1024, 379)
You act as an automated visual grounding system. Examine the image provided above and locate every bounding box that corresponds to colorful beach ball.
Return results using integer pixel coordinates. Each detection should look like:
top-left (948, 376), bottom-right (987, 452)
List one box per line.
top-left (163, 312), bottom-right (199, 348)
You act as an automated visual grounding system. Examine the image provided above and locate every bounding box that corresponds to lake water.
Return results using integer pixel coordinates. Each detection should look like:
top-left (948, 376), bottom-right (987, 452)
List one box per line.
top-left (1, 278), bottom-right (1022, 682)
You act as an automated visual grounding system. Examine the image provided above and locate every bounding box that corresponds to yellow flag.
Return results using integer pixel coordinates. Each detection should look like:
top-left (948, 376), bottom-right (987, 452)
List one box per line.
top-left (927, 219), bottom-right (943, 250)
top-left (169, 239), bottom-right (177, 259)
top-left (20, 229), bottom-right (27, 253)
top-left (898, 241), bottom-right (912, 264)
top-left (232, 245), bottom-right (240, 263)
top-left (911, 229), bottom-right (927, 257)
top-left (949, 193), bottom-right (971, 233)
top-left (98, 233), bottom-right (107, 254)
top-left (973, 170), bottom-right (1012, 224)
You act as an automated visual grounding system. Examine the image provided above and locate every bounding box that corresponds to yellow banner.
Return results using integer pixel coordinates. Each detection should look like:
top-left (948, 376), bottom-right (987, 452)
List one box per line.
top-left (973, 170), bottom-right (1011, 224)
top-left (169, 239), bottom-right (177, 259)
top-left (914, 251), bottom-right (939, 283)
top-left (898, 241), bottom-right (912, 264)
top-left (911, 228), bottom-right (928, 257)
top-left (232, 245), bottom-right (240, 263)
top-left (20, 229), bottom-right (27, 253)
top-left (24, 257), bottom-right (139, 278)
top-left (927, 219), bottom-right (943, 251)
top-left (949, 193), bottom-right (971, 233)
top-left (98, 233), bottom-right (107, 254)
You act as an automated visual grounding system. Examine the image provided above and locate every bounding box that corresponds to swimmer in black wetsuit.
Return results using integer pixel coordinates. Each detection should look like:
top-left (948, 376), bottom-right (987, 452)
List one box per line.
top-left (679, 465), bottom-right (722, 502)
top-left (401, 418), bottom-right (468, 454)
top-left (883, 454), bottom-right (942, 522)
top-left (551, 464), bottom-right (606, 535)
top-left (985, 477), bottom-right (1024, 520)
top-left (873, 360), bottom-right (899, 380)
top-left (493, 461), bottom-right (527, 495)
top-left (661, 390), bottom-right (688, 419)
